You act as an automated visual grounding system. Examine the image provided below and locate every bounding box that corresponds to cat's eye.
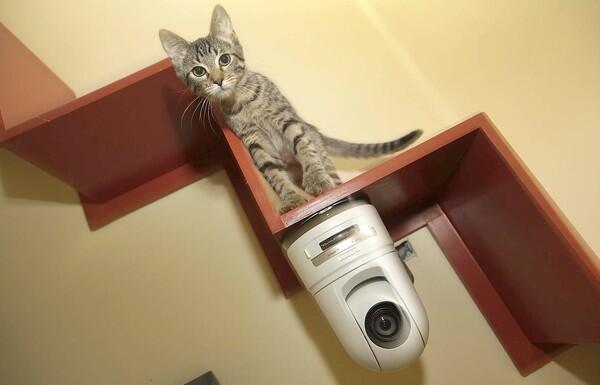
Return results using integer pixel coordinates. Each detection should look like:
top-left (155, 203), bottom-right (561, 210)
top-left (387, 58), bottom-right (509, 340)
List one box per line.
top-left (191, 66), bottom-right (207, 77)
top-left (219, 54), bottom-right (231, 66)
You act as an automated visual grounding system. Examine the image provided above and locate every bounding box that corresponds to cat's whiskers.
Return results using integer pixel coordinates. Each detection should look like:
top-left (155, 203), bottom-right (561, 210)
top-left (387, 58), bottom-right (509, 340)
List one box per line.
top-left (180, 96), bottom-right (202, 135)
top-left (198, 98), bottom-right (207, 134)
top-left (204, 99), bottom-right (218, 137)
top-left (200, 98), bottom-right (207, 132)
top-left (208, 101), bottom-right (219, 137)
top-left (205, 84), bottom-right (221, 97)
top-left (189, 96), bottom-right (205, 135)
top-left (221, 77), bottom-right (237, 90)
top-left (235, 83), bottom-right (261, 94)
top-left (199, 98), bottom-right (212, 136)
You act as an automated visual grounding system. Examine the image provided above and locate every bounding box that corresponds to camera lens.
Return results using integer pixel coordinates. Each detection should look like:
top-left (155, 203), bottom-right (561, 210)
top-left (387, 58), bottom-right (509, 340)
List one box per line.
top-left (374, 314), bottom-right (397, 336)
top-left (365, 302), bottom-right (402, 346)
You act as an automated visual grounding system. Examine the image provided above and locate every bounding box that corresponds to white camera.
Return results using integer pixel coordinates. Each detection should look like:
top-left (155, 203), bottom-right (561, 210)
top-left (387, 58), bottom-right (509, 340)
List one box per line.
top-left (282, 199), bottom-right (428, 371)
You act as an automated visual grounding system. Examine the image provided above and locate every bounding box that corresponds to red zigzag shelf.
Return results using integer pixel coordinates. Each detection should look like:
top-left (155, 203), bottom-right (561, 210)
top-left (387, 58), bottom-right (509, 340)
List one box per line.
top-left (1, 24), bottom-right (598, 376)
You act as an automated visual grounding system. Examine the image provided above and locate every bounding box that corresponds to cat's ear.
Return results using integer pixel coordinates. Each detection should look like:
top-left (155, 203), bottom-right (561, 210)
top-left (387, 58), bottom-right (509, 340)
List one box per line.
top-left (159, 29), bottom-right (189, 63)
top-left (210, 5), bottom-right (237, 44)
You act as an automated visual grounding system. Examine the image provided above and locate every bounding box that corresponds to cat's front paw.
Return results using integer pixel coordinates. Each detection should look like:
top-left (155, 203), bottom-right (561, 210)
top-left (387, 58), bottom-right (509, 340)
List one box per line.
top-left (303, 173), bottom-right (336, 196)
top-left (279, 194), bottom-right (311, 213)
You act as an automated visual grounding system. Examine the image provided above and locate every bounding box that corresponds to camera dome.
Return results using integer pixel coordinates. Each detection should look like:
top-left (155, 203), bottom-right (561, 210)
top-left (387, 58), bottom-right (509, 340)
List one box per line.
top-left (283, 199), bottom-right (428, 371)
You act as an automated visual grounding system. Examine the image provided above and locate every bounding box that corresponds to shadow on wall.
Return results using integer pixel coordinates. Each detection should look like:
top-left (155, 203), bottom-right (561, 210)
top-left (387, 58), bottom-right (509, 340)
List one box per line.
top-left (289, 286), bottom-right (600, 385)
top-left (0, 149), bottom-right (79, 204)
top-left (554, 344), bottom-right (600, 384)
top-left (289, 290), bottom-right (424, 385)
top-left (202, 169), bottom-right (283, 297)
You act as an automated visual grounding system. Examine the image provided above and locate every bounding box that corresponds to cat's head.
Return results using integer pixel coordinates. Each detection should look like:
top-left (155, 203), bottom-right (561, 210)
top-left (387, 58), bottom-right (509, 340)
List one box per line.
top-left (159, 5), bottom-right (245, 101)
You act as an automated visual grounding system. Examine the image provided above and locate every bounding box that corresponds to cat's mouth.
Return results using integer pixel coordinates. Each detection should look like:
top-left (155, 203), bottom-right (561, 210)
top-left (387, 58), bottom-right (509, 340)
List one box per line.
top-left (213, 87), bottom-right (233, 100)
top-left (205, 83), bottom-right (234, 100)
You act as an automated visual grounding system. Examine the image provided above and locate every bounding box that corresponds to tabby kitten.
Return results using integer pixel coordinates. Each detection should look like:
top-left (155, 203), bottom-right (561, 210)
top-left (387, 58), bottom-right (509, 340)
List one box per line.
top-left (159, 5), bottom-right (422, 212)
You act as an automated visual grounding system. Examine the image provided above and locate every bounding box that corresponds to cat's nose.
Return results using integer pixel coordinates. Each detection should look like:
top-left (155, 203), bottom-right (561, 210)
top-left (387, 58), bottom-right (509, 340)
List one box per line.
top-left (213, 79), bottom-right (223, 87)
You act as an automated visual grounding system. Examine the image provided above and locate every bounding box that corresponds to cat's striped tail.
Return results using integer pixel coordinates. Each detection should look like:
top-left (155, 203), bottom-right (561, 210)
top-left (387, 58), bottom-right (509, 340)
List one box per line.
top-left (321, 129), bottom-right (422, 158)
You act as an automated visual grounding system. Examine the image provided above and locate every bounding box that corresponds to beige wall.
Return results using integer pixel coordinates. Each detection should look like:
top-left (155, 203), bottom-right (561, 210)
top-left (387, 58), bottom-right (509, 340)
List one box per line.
top-left (1, 1), bottom-right (599, 385)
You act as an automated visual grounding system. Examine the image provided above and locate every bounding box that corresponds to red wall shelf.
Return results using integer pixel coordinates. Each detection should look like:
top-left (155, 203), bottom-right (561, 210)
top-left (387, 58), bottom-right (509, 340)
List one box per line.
top-left (1, 22), bottom-right (223, 228)
top-left (1, 24), bottom-right (598, 376)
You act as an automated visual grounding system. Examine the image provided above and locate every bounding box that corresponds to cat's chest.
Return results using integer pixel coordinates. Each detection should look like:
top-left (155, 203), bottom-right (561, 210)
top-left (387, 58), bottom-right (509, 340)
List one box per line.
top-left (226, 107), bottom-right (277, 137)
top-left (226, 111), bottom-right (294, 163)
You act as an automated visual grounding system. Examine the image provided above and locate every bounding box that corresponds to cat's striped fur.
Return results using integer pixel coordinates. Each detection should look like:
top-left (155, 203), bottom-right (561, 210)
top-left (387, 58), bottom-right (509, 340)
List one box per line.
top-left (159, 5), bottom-right (422, 212)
